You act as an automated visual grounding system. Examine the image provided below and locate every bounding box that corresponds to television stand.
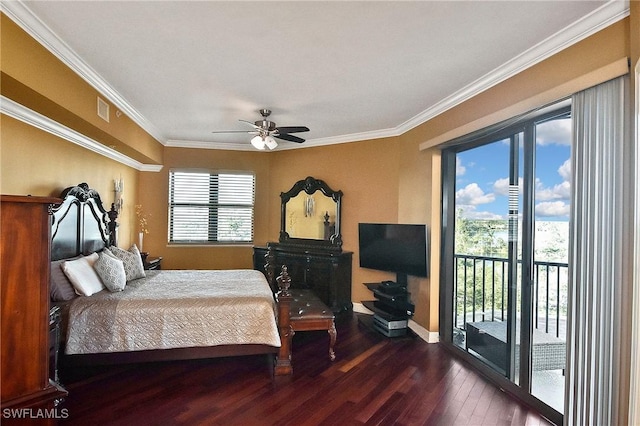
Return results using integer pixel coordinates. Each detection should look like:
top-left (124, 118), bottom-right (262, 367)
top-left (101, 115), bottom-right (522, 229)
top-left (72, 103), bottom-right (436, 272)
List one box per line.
top-left (361, 282), bottom-right (414, 337)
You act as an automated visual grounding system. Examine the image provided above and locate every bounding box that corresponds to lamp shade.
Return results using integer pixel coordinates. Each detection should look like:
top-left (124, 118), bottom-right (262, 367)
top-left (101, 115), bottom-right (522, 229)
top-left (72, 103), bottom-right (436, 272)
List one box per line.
top-left (251, 135), bottom-right (266, 150)
top-left (264, 136), bottom-right (278, 150)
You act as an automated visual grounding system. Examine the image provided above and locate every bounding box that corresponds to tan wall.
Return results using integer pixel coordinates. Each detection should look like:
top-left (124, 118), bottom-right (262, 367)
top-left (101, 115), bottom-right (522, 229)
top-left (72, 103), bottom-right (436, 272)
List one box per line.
top-left (390, 17), bottom-right (630, 333)
top-left (0, 14), bottom-right (163, 165)
top-left (1, 8), bottom-right (637, 423)
top-left (269, 138), bottom-right (401, 305)
top-left (138, 147), bottom-right (273, 270)
top-left (0, 10), bottom-right (633, 337)
top-left (0, 116), bottom-right (137, 247)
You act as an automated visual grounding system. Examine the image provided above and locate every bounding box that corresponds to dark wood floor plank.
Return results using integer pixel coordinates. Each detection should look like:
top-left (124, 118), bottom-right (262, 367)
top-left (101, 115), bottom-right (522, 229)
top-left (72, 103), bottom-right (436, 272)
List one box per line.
top-left (354, 365), bottom-right (418, 423)
top-left (57, 313), bottom-right (552, 425)
top-left (451, 375), bottom-right (489, 425)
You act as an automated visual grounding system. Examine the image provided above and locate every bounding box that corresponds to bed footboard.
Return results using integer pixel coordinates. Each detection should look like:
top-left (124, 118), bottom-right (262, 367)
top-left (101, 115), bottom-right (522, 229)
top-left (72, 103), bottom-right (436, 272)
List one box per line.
top-left (275, 288), bottom-right (293, 375)
top-left (267, 249), bottom-right (294, 376)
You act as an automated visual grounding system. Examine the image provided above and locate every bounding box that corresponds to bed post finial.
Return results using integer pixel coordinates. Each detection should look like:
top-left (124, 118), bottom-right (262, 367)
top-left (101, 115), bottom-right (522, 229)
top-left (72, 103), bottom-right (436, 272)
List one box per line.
top-left (274, 265), bottom-right (293, 375)
top-left (276, 265), bottom-right (291, 296)
top-left (265, 245), bottom-right (277, 292)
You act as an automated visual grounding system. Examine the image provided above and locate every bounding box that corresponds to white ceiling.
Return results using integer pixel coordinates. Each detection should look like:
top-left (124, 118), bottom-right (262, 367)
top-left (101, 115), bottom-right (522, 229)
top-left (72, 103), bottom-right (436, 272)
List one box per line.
top-left (5, 1), bottom-right (628, 151)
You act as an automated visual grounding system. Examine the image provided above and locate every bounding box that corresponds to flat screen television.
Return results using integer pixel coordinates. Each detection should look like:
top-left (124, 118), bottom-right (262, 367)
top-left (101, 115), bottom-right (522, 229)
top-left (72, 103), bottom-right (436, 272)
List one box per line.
top-left (358, 223), bottom-right (428, 287)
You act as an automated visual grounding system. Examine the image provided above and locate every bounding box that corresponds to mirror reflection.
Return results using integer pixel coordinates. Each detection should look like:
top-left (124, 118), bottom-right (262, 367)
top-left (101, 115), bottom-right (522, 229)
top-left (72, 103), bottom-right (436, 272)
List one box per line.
top-left (286, 192), bottom-right (337, 240)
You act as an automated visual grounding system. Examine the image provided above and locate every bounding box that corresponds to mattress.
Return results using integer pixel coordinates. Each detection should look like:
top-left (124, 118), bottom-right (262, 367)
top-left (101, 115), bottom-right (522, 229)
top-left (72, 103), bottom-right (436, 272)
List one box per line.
top-left (65, 269), bottom-right (280, 354)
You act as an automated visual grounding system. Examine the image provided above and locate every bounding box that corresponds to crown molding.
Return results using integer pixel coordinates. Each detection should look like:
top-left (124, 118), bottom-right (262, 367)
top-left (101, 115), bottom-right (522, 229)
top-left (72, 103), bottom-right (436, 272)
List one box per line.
top-left (1, 0), bottom-right (167, 145)
top-left (396, 0), bottom-right (629, 134)
top-left (165, 139), bottom-right (257, 151)
top-left (1, 96), bottom-right (163, 172)
top-left (278, 127), bottom-right (402, 150)
top-left (2, 0), bottom-right (628, 151)
top-left (166, 126), bottom-right (401, 151)
top-left (167, 127), bottom-right (402, 151)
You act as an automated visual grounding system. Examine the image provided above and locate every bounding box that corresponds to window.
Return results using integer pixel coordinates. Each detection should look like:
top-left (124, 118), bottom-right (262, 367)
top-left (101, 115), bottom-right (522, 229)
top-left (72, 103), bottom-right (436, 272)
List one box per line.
top-left (168, 170), bottom-right (255, 243)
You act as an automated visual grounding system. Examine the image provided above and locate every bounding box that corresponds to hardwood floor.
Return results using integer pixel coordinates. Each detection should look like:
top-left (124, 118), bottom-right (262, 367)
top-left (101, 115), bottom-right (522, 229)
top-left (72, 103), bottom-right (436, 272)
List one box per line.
top-left (58, 313), bottom-right (552, 425)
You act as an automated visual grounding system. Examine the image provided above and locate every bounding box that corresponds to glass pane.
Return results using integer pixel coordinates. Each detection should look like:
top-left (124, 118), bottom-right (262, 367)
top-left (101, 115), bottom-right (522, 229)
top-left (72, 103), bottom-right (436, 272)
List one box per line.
top-left (453, 138), bottom-right (517, 377)
top-left (170, 172), bottom-right (211, 203)
top-left (170, 206), bottom-right (209, 241)
top-left (218, 174), bottom-right (254, 205)
top-left (530, 117), bottom-right (570, 412)
top-left (169, 171), bottom-right (255, 243)
top-left (217, 207), bottom-right (253, 241)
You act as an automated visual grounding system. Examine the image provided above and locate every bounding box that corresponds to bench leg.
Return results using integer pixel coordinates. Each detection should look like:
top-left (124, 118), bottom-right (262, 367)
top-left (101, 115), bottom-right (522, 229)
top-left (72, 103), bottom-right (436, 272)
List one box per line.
top-left (328, 321), bottom-right (336, 361)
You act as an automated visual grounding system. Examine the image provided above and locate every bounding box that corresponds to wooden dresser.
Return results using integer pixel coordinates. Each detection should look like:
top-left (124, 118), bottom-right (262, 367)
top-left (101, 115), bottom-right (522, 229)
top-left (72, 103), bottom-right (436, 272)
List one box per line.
top-left (1, 195), bottom-right (67, 422)
top-left (254, 244), bottom-right (352, 313)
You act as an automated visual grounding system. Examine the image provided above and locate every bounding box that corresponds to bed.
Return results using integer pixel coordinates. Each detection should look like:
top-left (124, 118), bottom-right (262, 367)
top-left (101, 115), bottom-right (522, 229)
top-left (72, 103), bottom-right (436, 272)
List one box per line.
top-left (50, 183), bottom-right (293, 375)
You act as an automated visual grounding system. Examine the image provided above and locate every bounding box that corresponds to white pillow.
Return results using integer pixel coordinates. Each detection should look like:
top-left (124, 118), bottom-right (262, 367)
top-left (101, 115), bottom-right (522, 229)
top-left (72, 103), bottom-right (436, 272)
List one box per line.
top-left (105, 245), bottom-right (146, 281)
top-left (62, 253), bottom-right (105, 296)
top-left (94, 251), bottom-right (126, 292)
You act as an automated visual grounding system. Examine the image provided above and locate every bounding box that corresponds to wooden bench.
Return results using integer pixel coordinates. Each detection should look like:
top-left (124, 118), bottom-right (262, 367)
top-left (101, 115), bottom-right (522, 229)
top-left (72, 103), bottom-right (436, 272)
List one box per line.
top-left (268, 259), bottom-right (336, 375)
top-left (289, 289), bottom-right (336, 361)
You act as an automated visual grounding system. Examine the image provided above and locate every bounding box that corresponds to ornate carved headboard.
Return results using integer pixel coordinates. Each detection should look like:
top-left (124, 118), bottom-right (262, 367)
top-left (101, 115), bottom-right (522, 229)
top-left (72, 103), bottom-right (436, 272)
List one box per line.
top-left (51, 183), bottom-right (118, 261)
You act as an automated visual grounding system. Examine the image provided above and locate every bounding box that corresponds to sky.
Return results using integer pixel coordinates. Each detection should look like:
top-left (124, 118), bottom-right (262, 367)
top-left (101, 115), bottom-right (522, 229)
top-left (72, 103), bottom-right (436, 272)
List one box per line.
top-left (455, 117), bottom-right (571, 222)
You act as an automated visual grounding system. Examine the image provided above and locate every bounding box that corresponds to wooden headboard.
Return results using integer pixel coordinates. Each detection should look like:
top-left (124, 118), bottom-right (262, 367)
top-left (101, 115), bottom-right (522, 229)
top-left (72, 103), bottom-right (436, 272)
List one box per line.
top-left (51, 183), bottom-right (118, 261)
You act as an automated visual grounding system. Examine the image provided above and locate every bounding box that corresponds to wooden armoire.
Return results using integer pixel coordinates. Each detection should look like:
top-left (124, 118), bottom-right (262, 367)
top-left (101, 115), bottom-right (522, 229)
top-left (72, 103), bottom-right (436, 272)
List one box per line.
top-left (1, 195), bottom-right (67, 422)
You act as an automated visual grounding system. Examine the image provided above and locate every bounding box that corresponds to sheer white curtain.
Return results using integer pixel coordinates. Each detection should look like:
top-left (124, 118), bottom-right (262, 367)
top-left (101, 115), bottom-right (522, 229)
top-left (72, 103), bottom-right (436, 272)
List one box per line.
top-left (566, 75), bottom-right (631, 425)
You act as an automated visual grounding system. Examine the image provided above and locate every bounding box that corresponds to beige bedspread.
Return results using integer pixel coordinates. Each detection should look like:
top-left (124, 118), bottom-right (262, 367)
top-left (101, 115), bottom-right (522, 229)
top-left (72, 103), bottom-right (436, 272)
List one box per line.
top-left (65, 269), bottom-right (280, 354)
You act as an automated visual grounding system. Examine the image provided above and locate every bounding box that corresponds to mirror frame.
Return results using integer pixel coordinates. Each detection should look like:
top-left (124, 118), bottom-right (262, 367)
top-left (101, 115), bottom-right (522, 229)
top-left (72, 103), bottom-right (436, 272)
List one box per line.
top-left (279, 176), bottom-right (343, 251)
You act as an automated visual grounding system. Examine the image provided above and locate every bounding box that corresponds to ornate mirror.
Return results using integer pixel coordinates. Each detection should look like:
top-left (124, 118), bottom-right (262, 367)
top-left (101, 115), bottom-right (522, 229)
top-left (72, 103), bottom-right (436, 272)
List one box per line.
top-left (280, 176), bottom-right (342, 250)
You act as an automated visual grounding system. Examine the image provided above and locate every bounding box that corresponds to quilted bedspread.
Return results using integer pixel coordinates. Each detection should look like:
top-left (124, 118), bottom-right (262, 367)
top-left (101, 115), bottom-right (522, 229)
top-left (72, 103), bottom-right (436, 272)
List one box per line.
top-left (65, 269), bottom-right (281, 354)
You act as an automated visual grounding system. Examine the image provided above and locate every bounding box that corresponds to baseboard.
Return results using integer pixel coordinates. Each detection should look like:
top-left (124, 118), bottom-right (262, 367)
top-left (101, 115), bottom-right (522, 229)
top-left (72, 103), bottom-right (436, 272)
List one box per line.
top-left (352, 302), bottom-right (440, 343)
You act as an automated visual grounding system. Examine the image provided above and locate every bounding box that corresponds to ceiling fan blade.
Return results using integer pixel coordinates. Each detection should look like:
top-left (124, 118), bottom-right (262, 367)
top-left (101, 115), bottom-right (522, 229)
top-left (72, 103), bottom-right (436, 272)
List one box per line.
top-left (239, 119), bottom-right (262, 130)
top-left (275, 126), bottom-right (309, 134)
top-left (211, 130), bottom-right (253, 134)
top-left (274, 133), bottom-right (306, 143)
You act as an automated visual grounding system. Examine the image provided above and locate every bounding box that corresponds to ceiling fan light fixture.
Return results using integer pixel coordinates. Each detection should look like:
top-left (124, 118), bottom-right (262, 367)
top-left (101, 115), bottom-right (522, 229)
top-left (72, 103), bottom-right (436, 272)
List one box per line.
top-left (264, 136), bottom-right (278, 150)
top-left (250, 135), bottom-right (265, 150)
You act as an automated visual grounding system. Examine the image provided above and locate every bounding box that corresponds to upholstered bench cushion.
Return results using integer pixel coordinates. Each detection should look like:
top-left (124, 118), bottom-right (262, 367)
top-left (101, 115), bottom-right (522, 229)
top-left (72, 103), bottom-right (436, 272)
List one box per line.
top-left (287, 289), bottom-right (336, 361)
top-left (290, 290), bottom-right (335, 321)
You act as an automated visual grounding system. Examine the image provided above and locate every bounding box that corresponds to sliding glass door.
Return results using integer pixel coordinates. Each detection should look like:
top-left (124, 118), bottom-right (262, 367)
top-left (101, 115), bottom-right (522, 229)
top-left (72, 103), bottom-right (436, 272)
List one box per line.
top-left (441, 103), bottom-right (570, 420)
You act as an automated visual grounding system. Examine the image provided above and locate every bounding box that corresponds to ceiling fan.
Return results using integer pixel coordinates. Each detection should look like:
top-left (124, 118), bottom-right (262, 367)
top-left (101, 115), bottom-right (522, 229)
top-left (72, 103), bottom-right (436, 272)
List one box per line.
top-left (212, 109), bottom-right (310, 150)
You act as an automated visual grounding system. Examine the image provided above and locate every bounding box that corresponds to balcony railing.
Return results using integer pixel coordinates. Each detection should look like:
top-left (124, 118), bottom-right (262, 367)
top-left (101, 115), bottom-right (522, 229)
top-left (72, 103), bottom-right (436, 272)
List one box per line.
top-left (454, 254), bottom-right (568, 339)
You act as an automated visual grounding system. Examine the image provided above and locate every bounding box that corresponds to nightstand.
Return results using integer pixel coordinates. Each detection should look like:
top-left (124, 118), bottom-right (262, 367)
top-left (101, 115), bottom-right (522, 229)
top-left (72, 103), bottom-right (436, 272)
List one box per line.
top-left (144, 256), bottom-right (162, 270)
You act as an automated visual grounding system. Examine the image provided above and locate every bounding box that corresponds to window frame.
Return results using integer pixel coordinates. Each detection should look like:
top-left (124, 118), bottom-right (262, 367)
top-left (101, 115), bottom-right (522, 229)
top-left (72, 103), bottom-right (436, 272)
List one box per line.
top-left (439, 101), bottom-right (571, 426)
top-left (168, 169), bottom-right (256, 245)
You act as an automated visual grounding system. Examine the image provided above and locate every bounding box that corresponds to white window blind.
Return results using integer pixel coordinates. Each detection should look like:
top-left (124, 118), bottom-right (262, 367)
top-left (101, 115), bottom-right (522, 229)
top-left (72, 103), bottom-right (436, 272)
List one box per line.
top-left (169, 171), bottom-right (255, 243)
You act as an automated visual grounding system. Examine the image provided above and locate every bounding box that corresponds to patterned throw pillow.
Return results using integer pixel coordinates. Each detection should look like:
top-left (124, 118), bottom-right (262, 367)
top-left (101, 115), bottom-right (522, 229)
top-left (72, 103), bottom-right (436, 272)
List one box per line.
top-left (94, 251), bottom-right (126, 292)
top-left (104, 245), bottom-right (146, 281)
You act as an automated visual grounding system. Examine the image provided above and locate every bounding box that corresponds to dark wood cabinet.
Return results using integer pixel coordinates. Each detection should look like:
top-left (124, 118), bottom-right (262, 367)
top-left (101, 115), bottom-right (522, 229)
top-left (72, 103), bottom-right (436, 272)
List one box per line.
top-left (254, 244), bottom-right (352, 313)
top-left (1, 195), bottom-right (67, 422)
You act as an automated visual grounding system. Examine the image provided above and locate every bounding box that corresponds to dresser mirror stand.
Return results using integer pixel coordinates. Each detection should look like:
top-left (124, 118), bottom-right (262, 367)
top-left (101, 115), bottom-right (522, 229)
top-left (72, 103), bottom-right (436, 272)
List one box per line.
top-left (279, 176), bottom-right (343, 251)
top-left (254, 177), bottom-right (352, 313)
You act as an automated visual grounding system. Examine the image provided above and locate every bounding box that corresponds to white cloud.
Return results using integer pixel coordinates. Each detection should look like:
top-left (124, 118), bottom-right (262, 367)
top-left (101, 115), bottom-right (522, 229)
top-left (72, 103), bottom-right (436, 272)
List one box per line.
top-left (456, 157), bottom-right (467, 176)
top-left (456, 205), bottom-right (505, 220)
top-left (558, 159), bottom-right (571, 181)
top-left (536, 119), bottom-right (571, 146)
top-left (456, 157), bottom-right (466, 176)
top-left (535, 201), bottom-right (570, 217)
top-left (494, 177), bottom-right (522, 196)
top-left (536, 181), bottom-right (570, 201)
top-left (455, 183), bottom-right (495, 206)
